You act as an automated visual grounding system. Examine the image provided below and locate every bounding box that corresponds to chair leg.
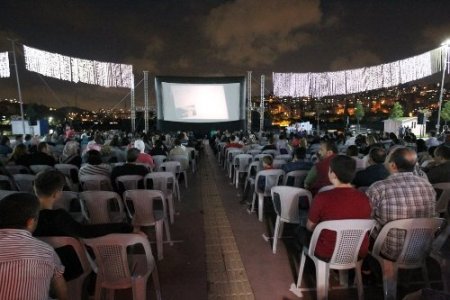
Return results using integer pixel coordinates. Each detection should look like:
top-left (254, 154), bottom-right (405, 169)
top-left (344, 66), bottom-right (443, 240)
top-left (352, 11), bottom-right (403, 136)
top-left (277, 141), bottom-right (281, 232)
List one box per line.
top-left (272, 218), bottom-right (284, 254)
top-left (235, 171), bottom-right (239, 188)
top-left (164, 217), bottom-right (173, 246)
top-left (176, 181), bottom-right (181, 202)
top-left (315, 260), bottom-right (330, 300)
top-left (442, 258), bottom-right (450, 293)
top-left (339, 270), bottom-right (348, 287)
top-left (184, 171), bottom-right (188, 188)
top-left (132, 277), bottom-right (147, 300)
top-left (355, 261), bottom-right (364, 300)
top-left (152, 266), bottom-right (162, 300)
top-left (290, 250), bottom-right (307, 297)
top-left (381, 259), bottom-right (398, 300)
top-left (155, 221), bottom-right (164, 260)
top-left (250, 192), bottom-right (256, 213)
top-left (168, 195), bottom-right (175, 224)
top-left (258, 194), bottom-right (264, 222)
top-left (422, 264), bottom-right (430, 288)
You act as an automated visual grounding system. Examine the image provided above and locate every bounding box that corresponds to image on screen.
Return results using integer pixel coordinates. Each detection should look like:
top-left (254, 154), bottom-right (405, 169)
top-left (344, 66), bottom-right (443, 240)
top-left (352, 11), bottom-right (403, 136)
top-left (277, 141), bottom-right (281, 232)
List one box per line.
top-left (161, 82), bottom-right (241, 123)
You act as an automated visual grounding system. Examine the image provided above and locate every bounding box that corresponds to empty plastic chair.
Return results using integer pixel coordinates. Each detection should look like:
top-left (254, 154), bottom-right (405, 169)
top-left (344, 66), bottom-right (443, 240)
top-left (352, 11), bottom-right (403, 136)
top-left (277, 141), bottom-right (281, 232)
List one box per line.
top-left (159, 161), bottom-right (183, 192)
top-left (270, 186), bottom-right (312, 253)
top-left (83, 233), bottom-right (161, 300)
top-left (123, 189), bottom-right (172, 260)
top-left (284, 170), bottom-right (308, 188)
top-left (29, 164), bottom-right (54, 174)
top-left (79, 174), bottom-right (113, 191)
top-left (79, 191), bottom-right (126, 224)
top-left (55, 164), bottom-right (80, 191)
top-left (371, 218), bottom-right (445, 300)
top-left (233, 154), bottom-right (253, 188)
top-left (0, 174), bottom-right (17, 190)
top-left (262, 149), bottom-right (279, 157)
top-left (13, 174), bottom-right (35, 193)
top-left (0, 189), bottom-right (19, 200)
top-left (290, 219), bottom-right (376, 300)
top-left (54, 191), bottom-right (84, 223)
top-left (115, 175), bottom-right (144, 194)
top-left (251, 169), bottom-right (285, 222)
top-left (145, 172), bottom-right (177, 223)
top-left (39, 236), bottom-right (92, 300)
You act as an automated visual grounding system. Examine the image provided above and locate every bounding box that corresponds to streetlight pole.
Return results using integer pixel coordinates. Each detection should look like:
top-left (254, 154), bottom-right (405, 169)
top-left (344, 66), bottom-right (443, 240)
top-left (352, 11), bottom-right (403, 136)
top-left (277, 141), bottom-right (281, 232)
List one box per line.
top-left (436, 40), bottom-right (450, 134)
top-left (10, 39), bottom-right (26, 134)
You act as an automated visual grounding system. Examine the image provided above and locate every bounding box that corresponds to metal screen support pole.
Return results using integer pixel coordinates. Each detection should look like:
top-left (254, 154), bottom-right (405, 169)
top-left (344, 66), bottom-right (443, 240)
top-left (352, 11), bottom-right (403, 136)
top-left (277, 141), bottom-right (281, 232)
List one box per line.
top-left (10, 40), bottom-right (26, 134)
top-left (143, 71), bottom-right (149, 133)
top-left (247, 71), bottom-right (252, 132)
top-left (130, 74), bottom-right (136, 133)
top-left (260, 74), bottom-right (265, 133)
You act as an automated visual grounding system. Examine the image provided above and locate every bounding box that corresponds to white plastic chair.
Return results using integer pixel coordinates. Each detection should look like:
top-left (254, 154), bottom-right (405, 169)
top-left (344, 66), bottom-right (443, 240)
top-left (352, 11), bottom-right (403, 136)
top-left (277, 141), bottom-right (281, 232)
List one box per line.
top-left (284, 170), bottom-right (308, 188)
top-left (262, 149), bottom-right (279, 157)
top-left (185, 147), bottom-right (197, 173)
top-left (152, 155), bottom-right (167, 171)
top-left (159, 161), bottom-right (184, 191)
top-left (0, 174), bottom-right (17, 191)
top-left (5, 164), bottom-right (30, 175)
top-left (253, 153), bottom-right (272, 162)
top-left (246, 149), bottom-right (262, 157)
top-left (371, 218), bottom-right (445, 300)
top-left (169, 155), bottom-right (189, 188)
top-left (225, 149), bottom-right (243, 177)
top-left (79, 174), bottom-right (113, 191)
top-left (13, 174), bottom-right (35, 192)
top-left (115, 175), bottom-right (144, 193)
top-left (39, 236), bottom-right (92, 300)
top-left (233, 154), bottom-right (253, 188)
top-left (145, 172), bottom-right (177, 223)
top-left (430, 223), bottom-right (450, 292)
top-left (243, 161), bottom-right (262, 194)
top-left (270, 186), bottom-right (312, 253)
top-left (55, 164), bottom-right (80, 192)
top-left (29, 164), bottom-right (54, 174)
top-left (275, 154), bottom-right (293, 162)
top-left (123, 189), bottom-right (172, 260)
top-left (290, 219), bottom-right (376, 300)
top-left (79, 191), bottom-right (126, 224)
top-left (272, 159), bottom-right (287, 169)
top-left (54, 191), bottom-right (84, 223)
top-left (433, 182), bottom-right (450, 217)
top-left (251, 169), bottom-right (285, 222)
top-left (83, 233), bottom-right (162, 300)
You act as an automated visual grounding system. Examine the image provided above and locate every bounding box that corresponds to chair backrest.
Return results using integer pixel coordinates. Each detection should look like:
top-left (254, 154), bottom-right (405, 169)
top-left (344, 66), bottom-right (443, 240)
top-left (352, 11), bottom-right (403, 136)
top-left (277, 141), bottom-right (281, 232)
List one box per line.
top-left (275, 154), bottom-right (293, 162)
top-left (123, 189), bottom-right (165, 226)
top-left (79, 174), bottom-right (112, 191)
top-left (170, 155), bottom-right (189, 171)
top-left (284, 170), bottom-right (308, 187)
top-left (144, 172), bottom-right (175, 194)
top-left (372, 218), bottom-right (445, 267)
top-left (433, 182), bottom-right (450, 215)
top-left (0, 189), bottom-right (19, 200)
top-left (12, 174), bottom-right (35, 192)
top-left (246, 149), bottom-right (261, 157)
top-left (83, 233), bottom-right (153, 287)
top-left (0, 174), bottom-right (16, 190)
top-left (54, 191), bottom-right (84, 223)
top-left (233, 154), bottom-right (253, 172)
top-left (272, 159), bottom-right (287, 169)
top-left (5, 164), bottom-right (30, 175)
top-left (79, 191), bottom-right (125, 224)
top-left (55, 164), bottom-right (80, 184)
top-left (29, 164), bottom-right (54, 174)
top-left (39, 236), bottom-right (92, 279)
top-left (253, 153), bottom-right (272, 162)
top-left (152, 155), bottom-right (167, 170)
top-left (262, 149), bottom-right (279, 157)
top-left (246, 161), bottom-right (262, 179)
top-left (115, 175), bottom-right (144, 192)
top-left (159, 161), bottom-right (181, 175)
top-left (309, 219), bottom-right (376, 267)
top-left (254, 169), bottom-right (285, 194)
top-left (271, 186), bottom-right (312, 222)
top-left (226, 149), bottom-right (243, 163)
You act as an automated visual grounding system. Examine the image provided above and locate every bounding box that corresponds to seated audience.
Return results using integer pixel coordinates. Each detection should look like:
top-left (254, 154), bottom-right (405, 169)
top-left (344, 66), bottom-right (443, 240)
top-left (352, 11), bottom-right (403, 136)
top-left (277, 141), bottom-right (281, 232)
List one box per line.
top-left (281, 147), bottom-right (313, 174)
top-left (426, 131), bottom-right (440, 148)
top-left (0, 193), bottom-right (68, 300)
top-left (60, 140), bottom-right (82, 168)
top-left (346, 145), bottom-right (365, 169)
top-left (78, 150), bottom-right (111, 177)
top-left (426, 144), bottom-right (450, 184)
top-left (300, 155), bottom-right (372, 260)
top-left (150, 139), bottom-right (169, 156)
top-left (0, 135), bottom-right (12, 156)
top-left (353, 147), bottom-right (389, 187)
top-left (111, 148), bottom-right (150, 193)
top-left (26, 141), bottom-right (56, 166)
top-left (134, 139), bottom-right (155, 169)
top-left (7, 143), bottom-right (29, 166)
top-left (366, 147), bottom-right (436, 261)
top-left (304, 140), bottom-right (337, 195)
top-left (261, 136), bottom-right (277, 151)
top-left (276, 134), bottom-right (289, 154)
top-left (224, 135), bottom-right (243, 149)
top-left (169, 139), bottom-right (190, 170)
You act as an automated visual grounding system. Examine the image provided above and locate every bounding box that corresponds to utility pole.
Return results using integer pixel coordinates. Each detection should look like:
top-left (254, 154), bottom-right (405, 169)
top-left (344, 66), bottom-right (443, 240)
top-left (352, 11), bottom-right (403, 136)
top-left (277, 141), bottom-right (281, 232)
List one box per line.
top-left (10, 40), bottom-right (26, 134)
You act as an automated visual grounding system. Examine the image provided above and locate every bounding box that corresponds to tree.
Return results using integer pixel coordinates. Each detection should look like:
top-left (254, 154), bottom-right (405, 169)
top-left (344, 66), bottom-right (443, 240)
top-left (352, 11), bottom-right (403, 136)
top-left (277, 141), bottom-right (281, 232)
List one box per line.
top-left (390, 102), bottom-right (404, 119)
top-left (355, 101), bottom-right (365, 132)
top-left (441, 101), bottom-right (450, 125)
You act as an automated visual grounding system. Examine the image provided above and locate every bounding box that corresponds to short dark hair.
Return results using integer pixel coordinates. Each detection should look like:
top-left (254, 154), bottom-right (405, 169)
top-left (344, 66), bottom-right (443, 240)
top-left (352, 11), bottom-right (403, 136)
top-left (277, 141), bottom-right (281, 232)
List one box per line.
top-left (294, 147), bottom-right (306, 160)
top-left (174, 139), bottom-right (181, 146)
top-left (127, 148), bottom-right (140, 163)
top-left (388, 147), bottom-right (416, 172)
top-left (330, 155), bottom-right (356, 183)
top-left (86, 150), bottom-right (102, 165)
top-left (34, 169), bottom-right (66, 198)
top-left (321, 140), bottom-right (338, 154)
top-left (369, 147), bottom-right (386, 164)
top-left (0, 193), bottom-right (40, 229)
top-left (435, 144), bottom-right (450, 160)
top-left (346, 145), bottom-right (359, 157)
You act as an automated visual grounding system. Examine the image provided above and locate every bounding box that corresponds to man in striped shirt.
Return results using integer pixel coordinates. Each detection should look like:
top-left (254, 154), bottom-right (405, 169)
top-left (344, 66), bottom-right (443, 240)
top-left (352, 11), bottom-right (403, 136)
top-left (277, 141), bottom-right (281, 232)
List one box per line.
top-left (0, 193), bottom-right (68, 300)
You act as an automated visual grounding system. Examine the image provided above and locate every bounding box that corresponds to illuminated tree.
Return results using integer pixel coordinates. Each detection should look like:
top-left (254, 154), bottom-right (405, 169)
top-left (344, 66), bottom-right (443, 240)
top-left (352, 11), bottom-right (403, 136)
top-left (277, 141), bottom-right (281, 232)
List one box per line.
top-left (390, 102), bottom-right (404, 119)
top-left (441, 101), bottom-right (450, 125)
top-left (355, 101), bottom-right (365, 131)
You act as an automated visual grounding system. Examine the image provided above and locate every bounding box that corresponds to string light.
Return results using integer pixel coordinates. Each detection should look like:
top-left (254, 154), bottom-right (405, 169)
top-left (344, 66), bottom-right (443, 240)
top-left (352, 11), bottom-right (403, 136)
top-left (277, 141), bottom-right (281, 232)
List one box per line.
top-left (23, 45), bottom-right (133, 88)
top-left (273, 46), bottom-right (444, 97)
top-left (0, 52), bottom-right (10, 78)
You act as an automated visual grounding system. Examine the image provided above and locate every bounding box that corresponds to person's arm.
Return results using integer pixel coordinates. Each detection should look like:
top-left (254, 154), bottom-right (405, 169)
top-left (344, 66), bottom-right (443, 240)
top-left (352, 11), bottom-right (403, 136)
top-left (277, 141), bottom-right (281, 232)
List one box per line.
top-left (306, 195), bottom-right (323, 232)
top-left (51, 275), bottom-right (68, 300)
top-left (303, 166), bottom-right (317, 189)
top-left (306, 219), bottom-right (317, 232)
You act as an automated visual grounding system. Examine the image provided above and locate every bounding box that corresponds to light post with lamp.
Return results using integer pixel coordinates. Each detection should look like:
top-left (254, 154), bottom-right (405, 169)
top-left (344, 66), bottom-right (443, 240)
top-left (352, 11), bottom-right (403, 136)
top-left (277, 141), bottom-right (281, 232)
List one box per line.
top-left (436, 39), bottom-right (450, 134)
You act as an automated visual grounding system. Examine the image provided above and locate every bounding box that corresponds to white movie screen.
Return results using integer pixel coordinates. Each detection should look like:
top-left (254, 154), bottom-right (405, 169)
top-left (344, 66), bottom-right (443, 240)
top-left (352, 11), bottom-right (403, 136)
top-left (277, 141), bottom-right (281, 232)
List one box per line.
top-left (161, 82), bottom-right (241, 123)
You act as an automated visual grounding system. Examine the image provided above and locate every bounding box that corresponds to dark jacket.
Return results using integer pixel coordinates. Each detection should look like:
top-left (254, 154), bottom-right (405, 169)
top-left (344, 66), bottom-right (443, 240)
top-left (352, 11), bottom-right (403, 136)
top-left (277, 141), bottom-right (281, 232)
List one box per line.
top-left (353, 163), bottom-right (389, 188)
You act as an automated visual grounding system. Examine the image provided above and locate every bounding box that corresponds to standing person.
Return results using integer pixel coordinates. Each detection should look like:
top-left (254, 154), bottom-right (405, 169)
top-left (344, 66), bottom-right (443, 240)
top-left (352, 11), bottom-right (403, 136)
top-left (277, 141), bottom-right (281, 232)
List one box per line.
top-left (366, 147), bottom-right (436, 261)
top-left (304, 140), bottom-right (337, 195)
top-left (0, 193), bottom-right (68, 300)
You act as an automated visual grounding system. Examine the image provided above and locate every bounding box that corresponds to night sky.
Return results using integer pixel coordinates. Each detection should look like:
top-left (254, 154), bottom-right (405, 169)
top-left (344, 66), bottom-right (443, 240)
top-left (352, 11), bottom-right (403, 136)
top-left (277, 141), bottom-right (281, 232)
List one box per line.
top-left (0, 0), bottom-right (449, 110)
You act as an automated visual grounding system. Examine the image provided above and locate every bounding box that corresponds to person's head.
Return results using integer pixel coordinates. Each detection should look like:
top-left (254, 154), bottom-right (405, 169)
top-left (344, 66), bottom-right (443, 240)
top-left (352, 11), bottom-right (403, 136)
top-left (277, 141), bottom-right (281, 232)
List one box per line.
top-left (127, 148), bottom-right (140, 163)
top-left (328, 155), bottom-right (356, 185)
top-left (86, 150), bottom-right (103, 165)
top-left (369, 147), bottom-right (387, 165)
top-left (428, 146), bottom-right (437, 158)
top-left (11, 143), bottom-right (28, 159)
top-left (318, 140), bottom-right (337, 159)
top-left (385, 147), bottom-right (417, 174)
top-left (33, 169), bottom-right (66, 209)
top-left (0, 193), bottom-right (40, 232)
top-left (262, 155), bottom-right (273, 169)
top-left (62, 141), bottom-right (79, 158)
top-left (134, 139), bottom-right (145, 153)
top-left (174, 139), bottom-right (181, 147)
top-left (429, 131), bottom-right (436, 138)
top-left (37, 142), bottom-right (49, 154)
top-left (434, 144), bottom-right (450, 163)
top-left (0, 135), bottom-right (10, 146)
top-left (416, 139), bottom-right (427, 153)
top-left (25, 134), bottom-right (32, 142)
top-left (346, 145), bottom-right (359, 157)
top-left (293, 147), bottom-right (307, 161)
top-left (15, 134), bottom-right (23, 143)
